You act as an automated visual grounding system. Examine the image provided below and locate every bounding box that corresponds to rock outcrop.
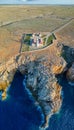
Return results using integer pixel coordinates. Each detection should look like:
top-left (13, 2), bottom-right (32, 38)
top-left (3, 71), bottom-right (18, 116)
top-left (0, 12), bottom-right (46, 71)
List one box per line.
top-left (66, 62), bottom-right (74, 83)
top-left (61, 45), bottom-right (74, 84)
top-left (52, 57), bottom-right (66, 75)
top-left (25, 58), bottom-right (62, 128)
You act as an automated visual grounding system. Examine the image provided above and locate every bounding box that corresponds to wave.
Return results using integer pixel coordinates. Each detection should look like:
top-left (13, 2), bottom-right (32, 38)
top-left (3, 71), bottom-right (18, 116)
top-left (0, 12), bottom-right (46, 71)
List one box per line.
top-left (68, 82), bottom-right (74, 86)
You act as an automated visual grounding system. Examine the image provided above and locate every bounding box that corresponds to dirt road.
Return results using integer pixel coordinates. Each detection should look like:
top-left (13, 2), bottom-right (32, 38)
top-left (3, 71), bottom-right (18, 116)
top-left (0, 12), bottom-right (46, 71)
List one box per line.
top-left (45, 18), bottom-right (74, 45)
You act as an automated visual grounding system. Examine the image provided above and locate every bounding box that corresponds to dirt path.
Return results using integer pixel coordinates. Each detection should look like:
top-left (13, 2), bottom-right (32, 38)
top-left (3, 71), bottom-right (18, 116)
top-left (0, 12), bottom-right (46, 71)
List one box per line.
top-left (45, 18), bottom-right (74, 45)
top-left (53, 18), bottom-right (74, 33)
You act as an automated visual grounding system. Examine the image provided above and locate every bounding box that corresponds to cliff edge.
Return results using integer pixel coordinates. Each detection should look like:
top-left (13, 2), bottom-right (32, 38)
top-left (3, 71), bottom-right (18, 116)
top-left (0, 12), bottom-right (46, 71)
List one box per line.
top-left (0, 40), bottom-right (67, 128)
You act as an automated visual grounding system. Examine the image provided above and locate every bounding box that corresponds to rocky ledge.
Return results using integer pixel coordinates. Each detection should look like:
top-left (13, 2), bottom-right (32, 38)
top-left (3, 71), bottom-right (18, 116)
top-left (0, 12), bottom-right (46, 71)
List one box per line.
top-left (0, 40), bottom-right (67, 128)
top-left (66, 62), bottom-right (74, 84)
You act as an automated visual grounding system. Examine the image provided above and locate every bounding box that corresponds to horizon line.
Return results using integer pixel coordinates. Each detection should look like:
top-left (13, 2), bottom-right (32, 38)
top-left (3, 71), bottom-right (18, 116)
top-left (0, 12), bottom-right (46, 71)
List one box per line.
top-left (0, 4), bottom-right (74, 6)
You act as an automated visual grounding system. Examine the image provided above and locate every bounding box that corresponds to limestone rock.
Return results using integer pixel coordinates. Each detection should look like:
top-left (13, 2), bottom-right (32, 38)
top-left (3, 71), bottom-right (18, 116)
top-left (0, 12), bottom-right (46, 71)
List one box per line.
top-left (66, 62), bottom-right (74, 83)
top-left (18, 65), bottom-right (26, 75)
top-left (26, 58), bottom-right (62, 128)
top-left (2, 91), bottom-right (7, 100)
top-left (52, 58), bottom-right (67, 74)
top-left (0, 80), bottom-right (9, 91)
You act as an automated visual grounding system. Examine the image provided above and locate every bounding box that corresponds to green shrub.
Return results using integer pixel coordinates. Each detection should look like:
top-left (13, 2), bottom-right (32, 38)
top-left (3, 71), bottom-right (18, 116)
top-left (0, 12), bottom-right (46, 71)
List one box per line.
top-left (22, 44), bottom-right (30, 52)
top-left (46, 34), bottom-right (54, 45)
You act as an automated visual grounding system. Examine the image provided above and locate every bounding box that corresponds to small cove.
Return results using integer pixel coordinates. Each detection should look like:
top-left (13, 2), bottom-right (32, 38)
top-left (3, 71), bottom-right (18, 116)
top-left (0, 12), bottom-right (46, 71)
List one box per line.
top-left (0, 71), bottom-right (43, 130)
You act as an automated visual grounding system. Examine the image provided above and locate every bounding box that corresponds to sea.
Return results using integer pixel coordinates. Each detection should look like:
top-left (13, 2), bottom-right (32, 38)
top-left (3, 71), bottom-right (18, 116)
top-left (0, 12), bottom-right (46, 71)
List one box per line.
top-left (0, 71), bottom-right (74, 130)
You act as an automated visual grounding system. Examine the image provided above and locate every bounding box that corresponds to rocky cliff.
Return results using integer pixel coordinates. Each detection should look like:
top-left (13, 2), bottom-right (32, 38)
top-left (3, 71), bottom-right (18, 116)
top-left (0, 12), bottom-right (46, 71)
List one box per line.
top-left (66, 62), bottom-right (74, 83)
top-left (62, 45), bottom-right (74, 84)
top-left (0, 40), bottom-right (67, 128)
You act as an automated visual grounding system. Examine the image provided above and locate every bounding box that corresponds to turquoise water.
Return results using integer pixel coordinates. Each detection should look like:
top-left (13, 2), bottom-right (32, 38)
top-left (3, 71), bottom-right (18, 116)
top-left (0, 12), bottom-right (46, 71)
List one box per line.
top-left (0, 72), bottom-right (74, 130)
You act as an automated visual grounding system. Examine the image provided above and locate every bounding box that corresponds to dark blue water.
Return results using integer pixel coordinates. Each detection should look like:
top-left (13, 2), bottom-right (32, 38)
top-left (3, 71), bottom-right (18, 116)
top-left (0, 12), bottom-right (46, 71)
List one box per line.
top-left (0, 72), bottom-right (43, 130)
top-left (47, 74), bottom-right (74, 130)
top-left (0, 72), bottom-right (74, 130)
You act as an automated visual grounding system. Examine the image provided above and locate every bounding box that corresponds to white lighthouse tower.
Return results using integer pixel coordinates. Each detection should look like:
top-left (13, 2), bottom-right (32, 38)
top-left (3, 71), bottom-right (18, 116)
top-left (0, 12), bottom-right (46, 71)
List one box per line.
top-left (36, 38), bottom-right (39, 47)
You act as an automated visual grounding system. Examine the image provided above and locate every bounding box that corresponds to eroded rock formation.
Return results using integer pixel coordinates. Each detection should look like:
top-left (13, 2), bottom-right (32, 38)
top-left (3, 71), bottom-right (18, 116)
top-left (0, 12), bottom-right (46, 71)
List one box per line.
top-left (66, 62), bottom-right (74, 83)
top-left (25, 58), bottom-right (62, 128)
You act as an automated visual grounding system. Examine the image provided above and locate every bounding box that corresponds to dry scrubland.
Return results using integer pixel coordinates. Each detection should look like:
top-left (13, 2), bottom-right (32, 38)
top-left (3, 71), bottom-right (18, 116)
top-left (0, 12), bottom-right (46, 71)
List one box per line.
top-left (0, 5), bottom-right (74, 64)
top-left (0, 28), bottom-right (21, 64)
top-left (56, 20), bottom-right (74, 48)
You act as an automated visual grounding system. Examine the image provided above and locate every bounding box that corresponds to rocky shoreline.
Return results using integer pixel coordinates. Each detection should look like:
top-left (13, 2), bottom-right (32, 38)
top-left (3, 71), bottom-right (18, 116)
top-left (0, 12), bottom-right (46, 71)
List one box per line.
top-left (0, 40), bottom-right (74, 129)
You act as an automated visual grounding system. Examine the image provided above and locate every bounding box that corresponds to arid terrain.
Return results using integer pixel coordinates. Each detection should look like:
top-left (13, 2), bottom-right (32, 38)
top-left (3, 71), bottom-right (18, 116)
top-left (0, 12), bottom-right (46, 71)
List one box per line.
top-left (0, 5), bottom-right (74, 129)
top-left (56, 20), bottom-right (74, 48)
top-left (0, 5), bottom-right (74, 64)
